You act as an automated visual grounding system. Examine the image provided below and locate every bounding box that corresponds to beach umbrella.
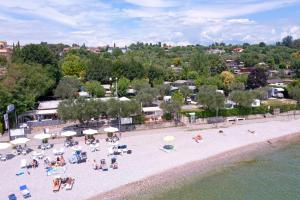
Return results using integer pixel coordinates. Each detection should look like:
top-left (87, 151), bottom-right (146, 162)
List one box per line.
top-left (163, 135), bottom-right (175, 142)
top-left (119, 96), bottom-right (130, 101)
top-left (0, 142), bottom-right (11, 150)
top-left (10, 137), bottom-right (30, 145)
top-left (61, 131), bottom-right (77, 137)
top-left (104, 127), bottom-right (119, 133)
top-left (83, 129), bottom-right (98, 135)
top-left (33, 133), bottom-right (51, 140)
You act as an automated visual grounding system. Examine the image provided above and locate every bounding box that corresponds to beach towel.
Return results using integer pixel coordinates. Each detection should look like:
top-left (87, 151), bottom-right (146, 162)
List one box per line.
top-left (47, 166), bottom-right (67, 176)
top-left (16, 171), bottom-right (25, 176)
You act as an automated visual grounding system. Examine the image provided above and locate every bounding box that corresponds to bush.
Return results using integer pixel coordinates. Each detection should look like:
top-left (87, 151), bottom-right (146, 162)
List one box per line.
top-left (184, 106), bottom-right (270, 119)
top-left (0, 121), bottom-right (3, 135)
top-left (132, 115), bottom-right (145, 124)
top-left (163, 113), bottom-right (173, 121)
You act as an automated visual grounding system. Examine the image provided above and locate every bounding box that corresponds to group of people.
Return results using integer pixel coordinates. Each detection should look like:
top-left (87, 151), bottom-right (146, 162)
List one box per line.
top-left (92, 157), bottom-right (118, 170)
top-left (44, 155), bottom-right (66, 168)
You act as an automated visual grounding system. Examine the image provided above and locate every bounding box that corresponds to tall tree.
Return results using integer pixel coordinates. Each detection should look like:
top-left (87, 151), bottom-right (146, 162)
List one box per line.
top-left (61, 54), bottom-right (86, 78)
top-left (54, 76), bottom-right (81, 99)
top-left (85, 81), bottom-right (105, 97)
top-left (246, 68), bottom-right (267, 89)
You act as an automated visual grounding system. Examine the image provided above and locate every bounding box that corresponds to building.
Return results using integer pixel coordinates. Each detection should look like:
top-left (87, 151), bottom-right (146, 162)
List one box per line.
top-left (0, 40), bottom-right (12, 59)
top-left (207, 48), bottom-right (225, 54)
top-left (232, 48), bottom-right (244, 53)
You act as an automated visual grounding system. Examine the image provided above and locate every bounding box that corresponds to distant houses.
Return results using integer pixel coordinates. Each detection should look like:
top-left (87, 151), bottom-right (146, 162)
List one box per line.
top-left (0, 40), bottom-right (12, 59)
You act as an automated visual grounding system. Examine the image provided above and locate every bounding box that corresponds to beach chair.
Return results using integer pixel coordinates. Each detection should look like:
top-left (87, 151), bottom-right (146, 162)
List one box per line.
top-left (65, 177), bottom-right (75, 190)
top-left (8, 194), bottom-right (17, 200)
top-left (53, 149), bottom-right (59, 156)
top-left (20, 159), bottom-right (27, 168)
top-left (100, 159), bottom-right (108, 171)
top-left (58, 147), bottom-right (65, 155)
top-left (68, 155), bottom-right (78, 164)
top-left (0, 154), bottom-right (7, 161)
top-left (19, 185), bottom-right (31, 198)
top-left (52, 178), bottom-right (61, 192)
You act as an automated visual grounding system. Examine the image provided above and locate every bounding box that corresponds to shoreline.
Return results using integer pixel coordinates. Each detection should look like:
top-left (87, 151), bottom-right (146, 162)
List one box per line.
top-left (88, 132), bottom-right (300, 200)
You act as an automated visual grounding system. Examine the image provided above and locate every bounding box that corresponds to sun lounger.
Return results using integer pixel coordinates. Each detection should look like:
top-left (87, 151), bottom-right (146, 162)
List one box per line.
top-left (0, 154), bottom-right (7, 161)
top-left (20, 159), bottom-right (27, 168)
top-left (58, 147), bottom-right (65, 155)
top-left (52, 178), bottom-right (61, 192)
top-left (8, 193), bottom-right (17, 200)
top-left (100, 159), bottom-right (108, 171)
top-left (19, 185), bottom-right (31, 198)
top-left (65, 177), bottom-right (75, 190)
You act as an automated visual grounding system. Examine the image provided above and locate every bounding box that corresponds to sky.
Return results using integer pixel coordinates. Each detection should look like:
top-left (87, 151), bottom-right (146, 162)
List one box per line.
top-left (0, 0), bottom-right (300, 46)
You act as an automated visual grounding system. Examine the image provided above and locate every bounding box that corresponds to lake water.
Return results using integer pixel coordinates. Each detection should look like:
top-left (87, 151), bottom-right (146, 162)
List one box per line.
top-left (139, 139), bottom-right (300, 200)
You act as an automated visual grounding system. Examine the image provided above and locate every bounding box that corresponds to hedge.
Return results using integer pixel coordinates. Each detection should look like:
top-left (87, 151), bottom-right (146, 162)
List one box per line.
top-left (182, 104), bottom-right (300, 119)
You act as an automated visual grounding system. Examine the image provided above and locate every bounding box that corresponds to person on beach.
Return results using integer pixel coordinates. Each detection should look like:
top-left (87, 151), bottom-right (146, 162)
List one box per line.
top-left (193, 134), bottom-right (202, 143)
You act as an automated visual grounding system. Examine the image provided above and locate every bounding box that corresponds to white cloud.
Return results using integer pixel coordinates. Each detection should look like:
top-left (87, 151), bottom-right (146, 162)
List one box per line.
top-left (124, 0), bottom-right (177, 8)
top-left (0, 0), bottom-right (300, 46)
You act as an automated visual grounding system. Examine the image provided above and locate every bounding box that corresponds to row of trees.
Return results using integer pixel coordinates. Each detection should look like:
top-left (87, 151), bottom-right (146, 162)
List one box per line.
top-left (57, 97), bottom-right (141, 124)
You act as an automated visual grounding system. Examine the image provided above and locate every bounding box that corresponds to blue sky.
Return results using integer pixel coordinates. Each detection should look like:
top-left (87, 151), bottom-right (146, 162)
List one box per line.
top-left (0, 0), bottom-right (300, 46)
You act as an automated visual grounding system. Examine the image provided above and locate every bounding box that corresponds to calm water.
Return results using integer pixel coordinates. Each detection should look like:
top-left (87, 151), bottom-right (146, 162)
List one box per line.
top-left (139, 140), bottom-right (300, 200)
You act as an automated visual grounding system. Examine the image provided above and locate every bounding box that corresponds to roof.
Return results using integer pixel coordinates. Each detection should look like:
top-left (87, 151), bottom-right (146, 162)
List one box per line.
top-left (38, 100), bottom-right (61, 110)
top-left (267, 79), bottom-right (283, 84)
top-left (102, 84), bottom-right (111, 90)
top-left (142, 107), bottom-right (162, 112)
top-left (119, 97), bottom-right (130, 101)
top-left (36, 109), bottom-right (57, 115)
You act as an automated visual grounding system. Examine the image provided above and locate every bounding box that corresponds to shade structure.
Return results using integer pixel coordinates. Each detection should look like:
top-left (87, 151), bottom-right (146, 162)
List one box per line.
top-left (10, 137), bottom-right (30, 145)
top-left (119, 96), bottom-right (130, 101)
top-left (0, 142), bottom-right (12, 150)
top-left (61, 131), bottom-right (77, 137)
top-left (83, 129), bottom-right (98, 135)
top-left (104, 127), bottom-right (119, 133)
top-left (163, 135), bottom-right (175, 142)
top-left (33, 133), bottom-right (51, 140)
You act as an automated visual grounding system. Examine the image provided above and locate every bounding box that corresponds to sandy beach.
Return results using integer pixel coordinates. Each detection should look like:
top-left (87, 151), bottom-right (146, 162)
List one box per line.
top-left (1, 117), bottom-right (300, 200)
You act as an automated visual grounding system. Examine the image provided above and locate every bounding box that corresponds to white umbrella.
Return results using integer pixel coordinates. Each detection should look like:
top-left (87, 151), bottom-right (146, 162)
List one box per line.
top-left (10, 137), bottom-right (30, 145)
top-left (104, 127), bottom-right (119, 133)
top-left (83, 129), bottom-right (98, 135)
top-left (61, 131), bottom-right (77, 137)
top-left (119, 96), bottom-right (130, 101)
top-left (0, 142), bottom-right (11, 150)
top-left (33, 133), bottom-right (51, 140)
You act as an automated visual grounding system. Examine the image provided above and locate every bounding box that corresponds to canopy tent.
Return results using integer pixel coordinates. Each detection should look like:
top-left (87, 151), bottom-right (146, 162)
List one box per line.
top-left (104, 127), bottom-right (119, 133)
top-left (33, 133), bottom-right (51, 140)
top-left (10, 137), bottom-right (30, 145)
top-left (83, 129), bottom-right (98, 135)
top-left (119, 96), bottom-right (130, 101)
top-left (60, 131), bottom-right (77, 137)
top-left (0, 142), bottom-right (12, 150)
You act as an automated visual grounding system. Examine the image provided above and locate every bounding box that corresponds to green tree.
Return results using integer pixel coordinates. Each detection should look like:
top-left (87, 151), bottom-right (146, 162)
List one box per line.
top-left (85, 81), bottom-right (105, 97)
top-left (131, 78), bottom-right (150, 92)
top-left (54, 76), bottom-right (81, 99)
top-left (282, 35), bottom-right (293, 47)
top-left (179, 86), bottom-right (191, 100)
top-left (61, 54), bottom-right (86, 78)
top-left (0, 56), bottom-right (7, 67)
top-left (187, 71), bottom-right (199, 79)
top-left (86, 55), bottom-right (113, 82)
top-left (58, 98), bottom-right (106, 124)
top-left (116, 77), bottom-right (130, 97)
top-left (160, 91), bottom-right (184, 124)
top-left (147, 65), bottom-right (165, 85)
top-left (197, 85), bottom-right (225, 117)
top-left (229, 90), bottom-right (254, 107)
top-left (136, 87), bottom-right (158, 106)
